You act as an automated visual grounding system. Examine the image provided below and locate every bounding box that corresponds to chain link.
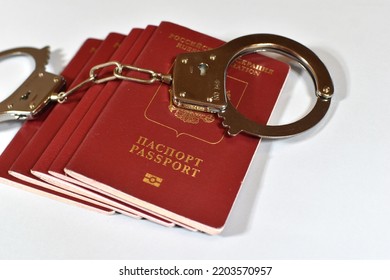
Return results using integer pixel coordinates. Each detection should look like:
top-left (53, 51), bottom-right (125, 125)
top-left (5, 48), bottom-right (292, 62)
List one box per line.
top-left (51, 61), bottom-right (172, 103)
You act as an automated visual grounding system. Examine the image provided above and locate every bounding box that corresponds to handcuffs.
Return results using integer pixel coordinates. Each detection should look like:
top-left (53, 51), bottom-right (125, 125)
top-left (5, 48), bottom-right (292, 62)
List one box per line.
top-left (0, 34), bottom-right (333, 138)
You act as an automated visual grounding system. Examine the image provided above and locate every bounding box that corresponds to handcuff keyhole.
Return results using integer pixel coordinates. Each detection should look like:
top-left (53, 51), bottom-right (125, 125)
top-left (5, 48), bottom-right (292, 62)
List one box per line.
top-left (20, 91), bottom-right (31, 100)
top-left (198, 63), bottom-right (209, 76)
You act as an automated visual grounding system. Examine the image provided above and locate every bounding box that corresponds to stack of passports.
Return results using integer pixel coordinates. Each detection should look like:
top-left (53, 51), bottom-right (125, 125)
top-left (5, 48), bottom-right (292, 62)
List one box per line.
top-left (0, 22), bottom-right (289, 234)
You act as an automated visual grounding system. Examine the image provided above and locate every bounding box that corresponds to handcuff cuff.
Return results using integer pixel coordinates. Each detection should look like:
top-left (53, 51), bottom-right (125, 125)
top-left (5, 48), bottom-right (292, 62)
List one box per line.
top-left (0, 34), bottom-right (333, 138)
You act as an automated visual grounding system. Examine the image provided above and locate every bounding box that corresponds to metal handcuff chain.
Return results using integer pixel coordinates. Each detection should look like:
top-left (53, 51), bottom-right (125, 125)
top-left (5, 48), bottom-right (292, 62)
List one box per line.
top-left (51, 61), bottom-right (173, 104)
top-left (0, 47), bottom-right (171, 121)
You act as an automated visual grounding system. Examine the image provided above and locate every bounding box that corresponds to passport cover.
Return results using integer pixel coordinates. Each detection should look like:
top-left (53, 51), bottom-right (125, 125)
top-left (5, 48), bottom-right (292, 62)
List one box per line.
top-left (0, 39), bottom-right (113, 213)
top-left (66, 22), bottom-right (290, 234)
top-left (32, 26), bottom-right (175, 227)
top-left (47, 27), bottom-right (151, 186)
top-left (8, 33), bottom-right (125, 212)
top-left (30, 29), bottom-right (142, 219)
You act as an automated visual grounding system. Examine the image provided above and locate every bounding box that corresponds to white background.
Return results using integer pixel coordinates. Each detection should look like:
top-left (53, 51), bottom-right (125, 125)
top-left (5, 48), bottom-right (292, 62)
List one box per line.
top-left (0, 0), bottom-right (389, 260)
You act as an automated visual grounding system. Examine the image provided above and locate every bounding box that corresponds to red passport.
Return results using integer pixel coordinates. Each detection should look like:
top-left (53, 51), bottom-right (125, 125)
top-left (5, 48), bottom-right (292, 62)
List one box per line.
top-left (30, 29), bottom-right (144, 220)
top-left (0, 39), bottom-right (113, 213)
top-left (8, 33), bottom-right (125, 212)
top-left (31, 26), bottom-right (175, 227)
top-left (66, 22), bottom-right (290, 234)
top-left (45, 27), bottom-right (152, 186)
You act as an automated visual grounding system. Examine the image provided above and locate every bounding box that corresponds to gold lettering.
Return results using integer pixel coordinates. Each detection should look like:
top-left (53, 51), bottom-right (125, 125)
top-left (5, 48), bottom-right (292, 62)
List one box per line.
top-left (185, 154), bottom-right (194, 163)
top-left (136, 136), bottom-right (148, 146)
top-left (231, 58), bottom-right (274, 76)
top-left (129, 144), bottom-right (139, 153)
top-left (181, 165), bottom-right (191, 175)
top-left (194, 158), bottom-right (203, 167)
top-left (146, 140), bottom-right (155, 149)
top-left (154, 154), bottom-right (163, 164)
top-left (175, 151), bottom-right (185, 161)
top-left (162, 157), bottom-right (172, 166)
top-left (164, 146), bottom-right (176, 157)
top-left (136, 148), bottom-right (145, 157)
top-left (155, 143), bottom-right (165, 153)
top-left (146, 151), bottom-right (154, 161)
top-left (191, 168), bottom-right (201, 178)
top-left (169, 33), bottom-right (211, 53)
top-left (172, 161), bottom-right (181, 171)
top-left (129, 136), bottom-right (205, 179)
